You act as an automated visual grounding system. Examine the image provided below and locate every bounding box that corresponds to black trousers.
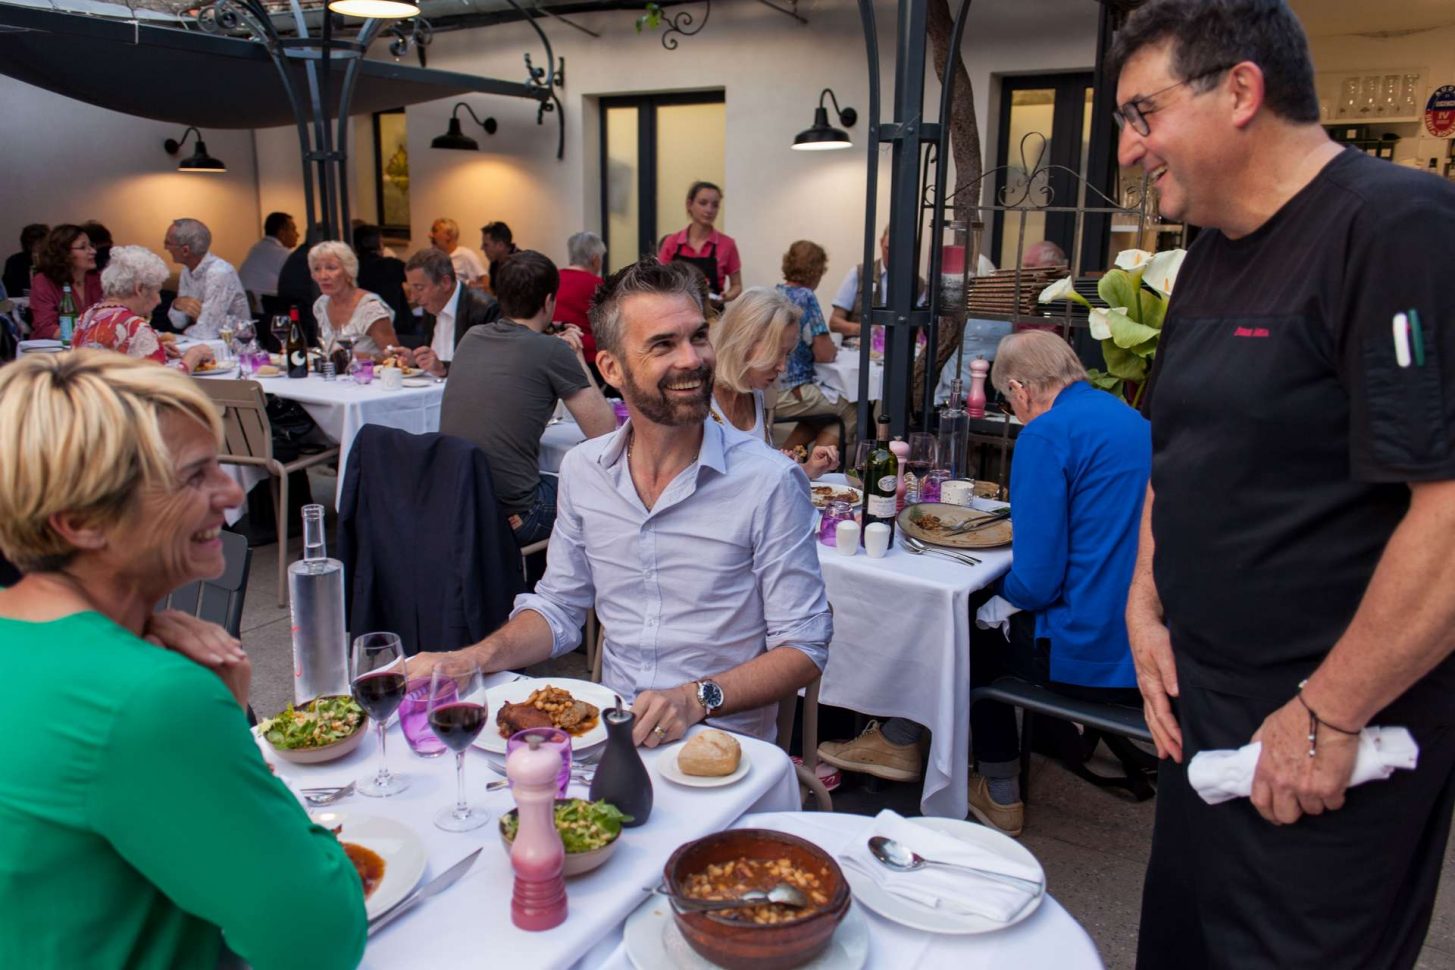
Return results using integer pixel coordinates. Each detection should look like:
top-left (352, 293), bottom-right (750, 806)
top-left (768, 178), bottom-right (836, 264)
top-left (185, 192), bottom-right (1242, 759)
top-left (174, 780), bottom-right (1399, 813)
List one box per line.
top-left (1137, 678), bottom-right (1455, 970)
top-left (970, 611), bottom-right (1141, 766)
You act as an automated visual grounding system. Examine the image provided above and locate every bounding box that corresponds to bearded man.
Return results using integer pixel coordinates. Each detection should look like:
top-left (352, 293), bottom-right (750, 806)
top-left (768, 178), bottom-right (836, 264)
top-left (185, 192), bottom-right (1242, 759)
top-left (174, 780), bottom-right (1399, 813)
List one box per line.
top-left (412, 258), bottom-right (832, 744)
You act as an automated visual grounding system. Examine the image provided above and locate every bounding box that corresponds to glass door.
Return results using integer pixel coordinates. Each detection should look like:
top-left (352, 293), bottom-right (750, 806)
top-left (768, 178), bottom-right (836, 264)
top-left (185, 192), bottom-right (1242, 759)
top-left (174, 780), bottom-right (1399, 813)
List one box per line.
top-left (599, 92), bottom-right (725, 273)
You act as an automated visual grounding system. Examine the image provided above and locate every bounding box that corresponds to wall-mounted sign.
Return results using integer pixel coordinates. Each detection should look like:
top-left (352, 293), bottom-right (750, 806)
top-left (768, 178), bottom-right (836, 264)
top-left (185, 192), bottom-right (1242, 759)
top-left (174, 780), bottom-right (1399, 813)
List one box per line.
top-left (1426, 85), bottom-right (1455, 137)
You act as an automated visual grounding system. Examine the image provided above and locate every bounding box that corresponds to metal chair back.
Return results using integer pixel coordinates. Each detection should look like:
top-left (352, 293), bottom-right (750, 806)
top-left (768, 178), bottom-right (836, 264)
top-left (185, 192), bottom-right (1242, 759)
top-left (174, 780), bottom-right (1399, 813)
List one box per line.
top-left (156, 530), bottom-right (252, 637)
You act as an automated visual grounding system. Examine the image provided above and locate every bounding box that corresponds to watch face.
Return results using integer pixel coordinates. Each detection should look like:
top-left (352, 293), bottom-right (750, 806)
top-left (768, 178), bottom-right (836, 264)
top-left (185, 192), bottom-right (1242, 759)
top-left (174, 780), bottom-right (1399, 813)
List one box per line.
top-left (699, 681), bottom-right (724, 711)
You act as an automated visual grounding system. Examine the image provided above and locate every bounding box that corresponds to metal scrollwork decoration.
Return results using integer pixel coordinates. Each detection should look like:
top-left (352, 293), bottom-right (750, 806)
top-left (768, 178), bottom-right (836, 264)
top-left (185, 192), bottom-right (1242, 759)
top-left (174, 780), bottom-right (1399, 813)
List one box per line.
top-left (385, 18), bottom-right (432, 59)
top-left (660, 0), bottom-right (709, 50)
top-left (196, 0), bottom-right (271, 41)
top-left (998, 131), bottom-right (1053, 208)
top-left (503, 0), bottom-right (565, 159)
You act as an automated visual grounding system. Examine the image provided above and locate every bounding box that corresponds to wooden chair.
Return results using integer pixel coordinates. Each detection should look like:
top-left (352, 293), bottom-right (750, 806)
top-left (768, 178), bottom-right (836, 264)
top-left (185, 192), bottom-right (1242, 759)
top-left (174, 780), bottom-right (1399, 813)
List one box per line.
top-left (195, 379), bottom-right (339, 606)
top-left (518, 537), bottom-right (548, 583)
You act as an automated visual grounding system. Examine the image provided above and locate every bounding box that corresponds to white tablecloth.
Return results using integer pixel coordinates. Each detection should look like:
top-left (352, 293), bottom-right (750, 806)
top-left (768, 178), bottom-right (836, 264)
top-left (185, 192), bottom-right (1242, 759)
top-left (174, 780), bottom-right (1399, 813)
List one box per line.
top-left (261, 674), bottom-right (800, 970)
top-left (216, 373), bottom-right (445, 513)
top-left (540, 417), bottom-right (588, 475)
top-left (815, 475), bottom-right (1012, 818)
top-left (589, 811), bottom-right (1102, 969)
top-left (815, 352), bottom-right (884, 403)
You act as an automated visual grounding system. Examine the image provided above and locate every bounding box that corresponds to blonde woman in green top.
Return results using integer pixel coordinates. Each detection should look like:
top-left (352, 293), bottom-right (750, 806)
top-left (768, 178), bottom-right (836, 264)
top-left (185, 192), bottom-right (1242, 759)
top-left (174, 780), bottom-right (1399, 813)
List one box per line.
top-left (0, 351), bottom-right (367, 970)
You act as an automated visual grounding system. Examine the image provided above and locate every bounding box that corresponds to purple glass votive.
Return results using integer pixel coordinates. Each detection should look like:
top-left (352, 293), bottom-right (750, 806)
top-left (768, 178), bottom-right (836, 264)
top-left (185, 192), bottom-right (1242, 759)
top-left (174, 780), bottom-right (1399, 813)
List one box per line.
top-left (352, 359), bottom-right (374, 384)
top-left (921, 468), bottom-right (951, 504)
top-left (818, 501), bottom-right (855, 547)
top-left (611, 399), bottom-right (631, 427)
top-left (400, 676), bottom-right (450, 758)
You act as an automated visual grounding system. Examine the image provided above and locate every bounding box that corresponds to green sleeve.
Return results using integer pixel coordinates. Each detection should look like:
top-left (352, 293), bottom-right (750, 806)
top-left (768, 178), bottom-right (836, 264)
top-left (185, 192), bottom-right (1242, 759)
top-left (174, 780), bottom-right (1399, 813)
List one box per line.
top-left (89, 660), bottom-right (367, 970)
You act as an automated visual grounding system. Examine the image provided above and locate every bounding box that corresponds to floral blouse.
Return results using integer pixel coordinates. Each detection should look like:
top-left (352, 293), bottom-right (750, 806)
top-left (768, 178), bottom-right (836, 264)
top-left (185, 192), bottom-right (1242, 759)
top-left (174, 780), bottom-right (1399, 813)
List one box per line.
top-left (73, 304), bottom-right (184, 369)
top-left (313, 291), bottom-right (394, 357)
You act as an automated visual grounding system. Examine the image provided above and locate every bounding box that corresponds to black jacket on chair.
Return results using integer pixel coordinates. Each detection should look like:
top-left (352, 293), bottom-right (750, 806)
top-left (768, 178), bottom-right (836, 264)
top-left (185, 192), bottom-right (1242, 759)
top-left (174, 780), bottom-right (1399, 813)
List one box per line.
top-left (403, 286), bottom-right (502, 356)
top-left (337, 426), bottom-right (525, 655)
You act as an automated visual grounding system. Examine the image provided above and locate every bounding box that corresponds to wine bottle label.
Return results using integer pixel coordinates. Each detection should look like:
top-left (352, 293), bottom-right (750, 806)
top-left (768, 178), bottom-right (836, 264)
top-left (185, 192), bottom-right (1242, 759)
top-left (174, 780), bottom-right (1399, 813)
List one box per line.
top-left (867, 494), bottom-right (897, 517)
top-left (877, 475), bottom-right (898, 492)
top-left (290, 351), bottom-right (306, 366)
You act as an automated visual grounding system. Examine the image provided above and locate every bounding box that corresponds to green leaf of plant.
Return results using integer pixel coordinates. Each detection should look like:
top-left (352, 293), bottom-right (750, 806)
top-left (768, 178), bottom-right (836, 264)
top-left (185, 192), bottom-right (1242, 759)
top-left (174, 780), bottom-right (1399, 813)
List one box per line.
top-left (1097, 268), bottom-right (1143, 311)
top-left (1106, 308), bottom-right (1161, 350)
top-left (1140, 293), bottom-right (1167, 331)
top-left (1102, 339), bottom-right (1148, 383)
top-left (1086, 368), bottom-right (1123, 396)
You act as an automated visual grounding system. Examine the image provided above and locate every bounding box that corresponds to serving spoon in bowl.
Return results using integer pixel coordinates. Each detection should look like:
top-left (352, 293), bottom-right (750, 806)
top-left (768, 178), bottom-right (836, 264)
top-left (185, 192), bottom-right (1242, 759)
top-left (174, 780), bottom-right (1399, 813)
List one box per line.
top-left (648, 882), bottom-right (809, 913)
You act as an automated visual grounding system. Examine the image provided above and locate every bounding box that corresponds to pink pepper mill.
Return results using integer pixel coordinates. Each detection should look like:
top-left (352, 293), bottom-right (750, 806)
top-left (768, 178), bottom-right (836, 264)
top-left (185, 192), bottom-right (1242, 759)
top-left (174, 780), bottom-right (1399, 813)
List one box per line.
top-left (508, 735), bottom-right (568, 931)
top-left (967, 357), bottom-right (989, 418)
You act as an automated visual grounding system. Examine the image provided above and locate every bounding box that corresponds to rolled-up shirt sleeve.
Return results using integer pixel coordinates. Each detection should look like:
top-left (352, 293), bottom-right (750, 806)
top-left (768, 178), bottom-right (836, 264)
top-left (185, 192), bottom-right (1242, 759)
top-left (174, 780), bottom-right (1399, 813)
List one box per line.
top-left (752, 463), bottom-right (833, 669)
top-left (509, 462), bottom-right (594, 658)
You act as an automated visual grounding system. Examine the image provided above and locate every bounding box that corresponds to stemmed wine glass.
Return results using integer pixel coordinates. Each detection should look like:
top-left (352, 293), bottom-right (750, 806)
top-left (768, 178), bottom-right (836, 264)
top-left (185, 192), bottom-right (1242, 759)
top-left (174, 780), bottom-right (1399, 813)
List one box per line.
top-left (270, 314), bottom-right (292, 353)
top-left (351, 632), bottom-right (409, 797)
top-left (846, 440), bottom-right (875, 491)
top-left (426, 658), bottom-right (490, 831)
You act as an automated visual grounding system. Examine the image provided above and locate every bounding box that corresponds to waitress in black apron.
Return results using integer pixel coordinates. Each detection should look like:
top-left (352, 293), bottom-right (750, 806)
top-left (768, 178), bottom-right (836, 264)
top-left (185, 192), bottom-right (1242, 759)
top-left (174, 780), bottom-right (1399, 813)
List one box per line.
top-left (656, 181), bottom-right (743, 313)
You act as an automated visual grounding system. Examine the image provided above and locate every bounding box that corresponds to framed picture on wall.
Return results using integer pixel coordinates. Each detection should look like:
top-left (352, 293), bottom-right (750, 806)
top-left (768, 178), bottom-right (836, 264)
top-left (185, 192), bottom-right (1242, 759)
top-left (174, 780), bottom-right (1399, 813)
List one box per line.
top-left (373, 108), bottom-right (410, 238)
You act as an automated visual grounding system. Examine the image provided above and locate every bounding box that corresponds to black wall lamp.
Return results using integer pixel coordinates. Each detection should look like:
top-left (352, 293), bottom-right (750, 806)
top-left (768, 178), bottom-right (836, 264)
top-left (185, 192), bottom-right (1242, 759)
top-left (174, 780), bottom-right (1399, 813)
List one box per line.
top-left (163, 126), bottom-right (227, 173)
top-left (430, 103), bottom-right (499, 151)
top-left (792, 88), bottom-right (857, 151)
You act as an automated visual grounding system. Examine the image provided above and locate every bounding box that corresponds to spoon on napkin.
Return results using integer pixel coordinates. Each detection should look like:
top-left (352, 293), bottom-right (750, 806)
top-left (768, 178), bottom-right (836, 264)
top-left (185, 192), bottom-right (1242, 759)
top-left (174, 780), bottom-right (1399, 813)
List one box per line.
top-left (868, 835), bottom-right (1044, 894)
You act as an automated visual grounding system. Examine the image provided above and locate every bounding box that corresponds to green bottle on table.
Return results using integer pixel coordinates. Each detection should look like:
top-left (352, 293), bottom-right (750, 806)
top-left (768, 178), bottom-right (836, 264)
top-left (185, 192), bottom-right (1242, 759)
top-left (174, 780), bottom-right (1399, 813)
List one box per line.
top-left (861, 414), bottom-right (899, 545)
top-left (58, 284), bottom-right (77, 347)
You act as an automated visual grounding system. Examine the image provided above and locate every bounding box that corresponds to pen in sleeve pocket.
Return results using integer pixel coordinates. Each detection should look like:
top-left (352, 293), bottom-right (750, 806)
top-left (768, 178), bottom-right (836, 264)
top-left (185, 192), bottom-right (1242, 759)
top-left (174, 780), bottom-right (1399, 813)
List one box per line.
top-left (1393, 312), bottom-right (1412, 368)
top-left (1407, 308), bottom-right (1426, 367)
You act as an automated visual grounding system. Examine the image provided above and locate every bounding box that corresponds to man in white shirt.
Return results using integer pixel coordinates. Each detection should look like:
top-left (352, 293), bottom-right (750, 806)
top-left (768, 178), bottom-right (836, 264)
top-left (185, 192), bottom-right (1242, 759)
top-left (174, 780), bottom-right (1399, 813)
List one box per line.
top-left (163, 218), bottom-right (251, 340)
top-left (237, 212), bottom-right (298, 301)
top-left (828, 227), bottom-right (992, 336)
top-left (403, 248), bottom-right (501, 377)
top-left (428, 217), bottom-right (487, 289)
top-left (411, 258), bottom-right (832, 743)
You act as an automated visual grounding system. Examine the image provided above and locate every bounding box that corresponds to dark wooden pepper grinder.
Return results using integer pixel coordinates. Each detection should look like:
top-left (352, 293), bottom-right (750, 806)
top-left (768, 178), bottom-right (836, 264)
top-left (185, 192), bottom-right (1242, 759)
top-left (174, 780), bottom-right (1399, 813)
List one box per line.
top-left (588, 696), bottom-right (653, 827)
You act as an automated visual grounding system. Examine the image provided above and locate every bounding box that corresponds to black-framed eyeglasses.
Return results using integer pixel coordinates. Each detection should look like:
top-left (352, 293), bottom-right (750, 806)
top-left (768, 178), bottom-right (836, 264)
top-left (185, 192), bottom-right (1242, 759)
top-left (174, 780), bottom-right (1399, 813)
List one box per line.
top-left (1112, 65), bottom-right (1234, 136)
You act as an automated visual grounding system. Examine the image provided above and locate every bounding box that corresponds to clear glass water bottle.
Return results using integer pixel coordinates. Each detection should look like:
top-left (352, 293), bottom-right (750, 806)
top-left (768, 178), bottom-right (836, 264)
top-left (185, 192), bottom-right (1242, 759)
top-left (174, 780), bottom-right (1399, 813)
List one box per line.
top-left (937, 378), bottom-right (970, 479)
top-left (287, 504), bottom-right (349, 703)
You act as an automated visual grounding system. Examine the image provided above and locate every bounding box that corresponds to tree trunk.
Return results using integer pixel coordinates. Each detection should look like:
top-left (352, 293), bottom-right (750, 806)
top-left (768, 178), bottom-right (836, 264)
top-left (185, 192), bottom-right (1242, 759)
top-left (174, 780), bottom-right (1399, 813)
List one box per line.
top-left (913, 0), bottom-right (983, 418)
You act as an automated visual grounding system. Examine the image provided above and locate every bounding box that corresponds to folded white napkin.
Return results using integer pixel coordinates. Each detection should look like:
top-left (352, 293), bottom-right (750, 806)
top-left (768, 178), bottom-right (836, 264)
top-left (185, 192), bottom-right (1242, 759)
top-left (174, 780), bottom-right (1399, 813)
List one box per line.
top-left (1187, 726), bottom-right (1420, 806)
top-left (975, 595), bottom-right (1023, 639)
top-left (837, 809), bottom-right (1042, 922)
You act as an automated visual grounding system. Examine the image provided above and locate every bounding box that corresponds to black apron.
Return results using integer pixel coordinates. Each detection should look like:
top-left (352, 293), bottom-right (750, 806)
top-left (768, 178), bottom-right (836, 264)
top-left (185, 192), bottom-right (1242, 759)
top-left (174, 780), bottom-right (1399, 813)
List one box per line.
top-left (670, 239), bottom-right (724, 311)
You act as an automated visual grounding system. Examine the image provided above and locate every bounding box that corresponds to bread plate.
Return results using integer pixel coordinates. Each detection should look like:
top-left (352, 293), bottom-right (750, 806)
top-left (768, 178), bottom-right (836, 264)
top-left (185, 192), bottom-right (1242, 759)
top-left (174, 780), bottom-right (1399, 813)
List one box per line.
top-left (657, 744), bottom-right (753, 788)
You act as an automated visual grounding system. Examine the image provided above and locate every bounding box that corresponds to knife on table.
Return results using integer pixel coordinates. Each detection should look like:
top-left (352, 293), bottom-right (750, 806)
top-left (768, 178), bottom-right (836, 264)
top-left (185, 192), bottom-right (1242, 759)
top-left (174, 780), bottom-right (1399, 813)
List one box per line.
top-left (367, 848), bottom-right (482, 936)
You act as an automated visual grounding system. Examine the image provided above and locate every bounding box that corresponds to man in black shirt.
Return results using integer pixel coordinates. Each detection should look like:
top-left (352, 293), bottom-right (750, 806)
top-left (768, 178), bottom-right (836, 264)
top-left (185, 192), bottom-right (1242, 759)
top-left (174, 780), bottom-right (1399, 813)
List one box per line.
top-left (1113, 3), bottom-right (1455, 968)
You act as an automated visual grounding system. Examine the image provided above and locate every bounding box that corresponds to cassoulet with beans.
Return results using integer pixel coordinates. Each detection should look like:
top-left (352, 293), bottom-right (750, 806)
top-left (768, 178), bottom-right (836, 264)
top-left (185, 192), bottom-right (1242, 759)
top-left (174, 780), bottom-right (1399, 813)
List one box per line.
top-left (681, 857), bottom-right (832, 924)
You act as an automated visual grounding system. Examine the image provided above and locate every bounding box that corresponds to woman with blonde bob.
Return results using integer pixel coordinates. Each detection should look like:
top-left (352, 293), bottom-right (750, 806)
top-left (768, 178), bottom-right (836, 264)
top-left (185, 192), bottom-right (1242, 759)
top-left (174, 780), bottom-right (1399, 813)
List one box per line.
top-left (711, 286), bottom-right (837, 479)
top-left (0, 352), bottom-right (366, 969)
top-left (309, 239), bottom-right (399, 357)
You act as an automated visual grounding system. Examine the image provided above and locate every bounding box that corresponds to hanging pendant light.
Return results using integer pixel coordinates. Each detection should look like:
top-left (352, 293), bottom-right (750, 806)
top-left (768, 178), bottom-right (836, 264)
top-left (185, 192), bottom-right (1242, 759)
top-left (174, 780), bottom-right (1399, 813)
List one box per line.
top-left (792, 88), bottom-right (856, 151)
top-left (163, 126), bottom-right (227, 173)
top-left (326, 0), bottom-right (420, 19)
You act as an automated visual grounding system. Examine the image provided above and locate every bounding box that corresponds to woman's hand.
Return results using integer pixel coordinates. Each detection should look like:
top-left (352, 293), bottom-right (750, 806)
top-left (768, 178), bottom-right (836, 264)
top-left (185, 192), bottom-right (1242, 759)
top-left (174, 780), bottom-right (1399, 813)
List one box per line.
top-left (144, 610), bottom-right (251, 710)
top-left (181, 345), bottom-right (214, 373)
top-left (802, 445), bottom-right (839, 480)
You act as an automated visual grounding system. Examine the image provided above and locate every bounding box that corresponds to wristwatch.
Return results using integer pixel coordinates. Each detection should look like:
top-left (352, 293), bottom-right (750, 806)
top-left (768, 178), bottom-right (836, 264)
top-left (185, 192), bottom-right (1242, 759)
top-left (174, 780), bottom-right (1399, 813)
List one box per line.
top-left (694, 680), bottom-right (725, 717)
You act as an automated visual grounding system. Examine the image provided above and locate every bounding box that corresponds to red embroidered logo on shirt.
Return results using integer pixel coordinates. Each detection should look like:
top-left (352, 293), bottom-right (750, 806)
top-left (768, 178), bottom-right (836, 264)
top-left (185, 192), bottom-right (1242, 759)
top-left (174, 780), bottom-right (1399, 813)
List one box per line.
top-left (1233, 326), bottom-right (1270, 338)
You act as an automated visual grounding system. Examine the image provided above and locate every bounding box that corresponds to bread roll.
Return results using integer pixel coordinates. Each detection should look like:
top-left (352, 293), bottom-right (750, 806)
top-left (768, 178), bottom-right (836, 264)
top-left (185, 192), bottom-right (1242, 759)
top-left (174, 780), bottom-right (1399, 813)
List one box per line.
top-left (255, 364), bottom-right (281, 377)
top-left (678, 729), bottom-right (741, 777)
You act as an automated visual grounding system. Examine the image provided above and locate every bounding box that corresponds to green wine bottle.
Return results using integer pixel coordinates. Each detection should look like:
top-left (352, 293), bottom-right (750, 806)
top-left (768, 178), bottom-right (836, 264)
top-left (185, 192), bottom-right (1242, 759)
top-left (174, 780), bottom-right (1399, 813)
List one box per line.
top-left (58, 284), bottom-right (77, 347)
top-left (861, 414), bottom-right (898, 544)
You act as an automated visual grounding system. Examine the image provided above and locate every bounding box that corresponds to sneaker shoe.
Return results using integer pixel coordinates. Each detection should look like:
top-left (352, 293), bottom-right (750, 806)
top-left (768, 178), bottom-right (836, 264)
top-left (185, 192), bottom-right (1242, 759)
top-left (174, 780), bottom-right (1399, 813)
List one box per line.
top-left (968, 773), bottom-right (1024, 838)
top-left (816, 721), bottom-right (923, 783)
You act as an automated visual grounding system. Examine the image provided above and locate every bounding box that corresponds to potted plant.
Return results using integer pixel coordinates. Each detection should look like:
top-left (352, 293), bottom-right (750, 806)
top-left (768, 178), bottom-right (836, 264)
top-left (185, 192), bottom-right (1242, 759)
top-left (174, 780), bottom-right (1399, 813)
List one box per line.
top-left (1037, 248), bottom-right (1186, 407)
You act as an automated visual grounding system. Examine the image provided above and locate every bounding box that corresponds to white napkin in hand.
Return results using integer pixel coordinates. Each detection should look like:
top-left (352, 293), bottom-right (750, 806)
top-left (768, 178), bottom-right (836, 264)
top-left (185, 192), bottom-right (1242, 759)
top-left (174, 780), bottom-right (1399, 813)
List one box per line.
top-left (1187, 726), bottom-right (1420, 806)
top-left (838, 810), bottom-right (1042, 922)
top-left (975, 596), bottom-right (1023, 640)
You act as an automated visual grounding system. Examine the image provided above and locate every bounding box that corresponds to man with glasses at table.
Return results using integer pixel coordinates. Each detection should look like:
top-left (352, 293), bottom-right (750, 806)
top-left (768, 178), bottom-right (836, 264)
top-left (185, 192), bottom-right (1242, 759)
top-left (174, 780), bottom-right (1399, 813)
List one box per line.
top-left (411, 257), bottom-right (832, 745)
top-left (1111, 3), bottom-right (1455, 968)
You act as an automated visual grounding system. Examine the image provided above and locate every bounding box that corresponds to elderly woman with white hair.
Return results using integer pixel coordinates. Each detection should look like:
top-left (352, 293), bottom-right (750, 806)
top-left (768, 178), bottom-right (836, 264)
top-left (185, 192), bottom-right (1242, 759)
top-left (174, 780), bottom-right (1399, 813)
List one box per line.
top-left (710, 286), bottom-right (838, 479)
top-left (0, 352), bottom-right (366, 968)
top-left (309, 240), bottom-right (399, 358)
top-left (73, 244), bottom-right (214, 373)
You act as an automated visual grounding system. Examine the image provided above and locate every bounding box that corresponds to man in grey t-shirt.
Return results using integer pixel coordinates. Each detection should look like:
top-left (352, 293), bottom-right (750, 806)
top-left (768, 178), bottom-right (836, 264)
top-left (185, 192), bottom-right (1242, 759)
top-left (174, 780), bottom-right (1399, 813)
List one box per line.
top-left (440, 250), bottom-right (616, 544)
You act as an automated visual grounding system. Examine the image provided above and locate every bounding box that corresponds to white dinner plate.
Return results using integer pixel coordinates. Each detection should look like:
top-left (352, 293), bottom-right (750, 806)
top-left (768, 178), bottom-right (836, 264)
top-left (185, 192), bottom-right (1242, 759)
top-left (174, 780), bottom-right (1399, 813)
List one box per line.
top-left (191, 361), bottom-right (239, 377)
top-left (622, 892), bottom-right (869, 970)
top-left (841, 817), bottom-right (1044, 934)
top-left (308, 809), bottom-right (427, 920)
top-left (472, 677), bottom-right (616, 754)
top-left (656, 745), bottom-right (752, 789)
top-left (402, 377), bottom-right (435, 388)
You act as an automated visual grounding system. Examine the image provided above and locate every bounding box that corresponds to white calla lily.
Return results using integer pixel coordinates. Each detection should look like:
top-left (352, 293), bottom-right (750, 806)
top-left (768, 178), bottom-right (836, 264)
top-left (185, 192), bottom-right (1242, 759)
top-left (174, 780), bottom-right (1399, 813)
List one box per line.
top-left (1114, 249), bottom-right (1154, 270)
top-left (1144, 249), bottom-right (1186, 298)
top-left (1037, 276), bottom-right (1077, 304)
top-left (1088, 306), bottom-right (1127, 341)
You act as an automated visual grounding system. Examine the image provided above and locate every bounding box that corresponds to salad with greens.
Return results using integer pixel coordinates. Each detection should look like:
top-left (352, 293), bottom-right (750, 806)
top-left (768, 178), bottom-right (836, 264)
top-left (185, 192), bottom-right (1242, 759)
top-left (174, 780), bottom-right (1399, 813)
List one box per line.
top-left (260, 696), bottom-right (366, 750)
top-left (501, 799), bottom-right (632, 853)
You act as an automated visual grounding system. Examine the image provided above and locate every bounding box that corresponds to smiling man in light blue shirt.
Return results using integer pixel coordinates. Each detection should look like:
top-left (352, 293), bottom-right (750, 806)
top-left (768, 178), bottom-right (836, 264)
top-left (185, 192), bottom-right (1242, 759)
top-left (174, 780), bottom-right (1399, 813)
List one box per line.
top-left (415, 258), bottom-right (832, 744)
